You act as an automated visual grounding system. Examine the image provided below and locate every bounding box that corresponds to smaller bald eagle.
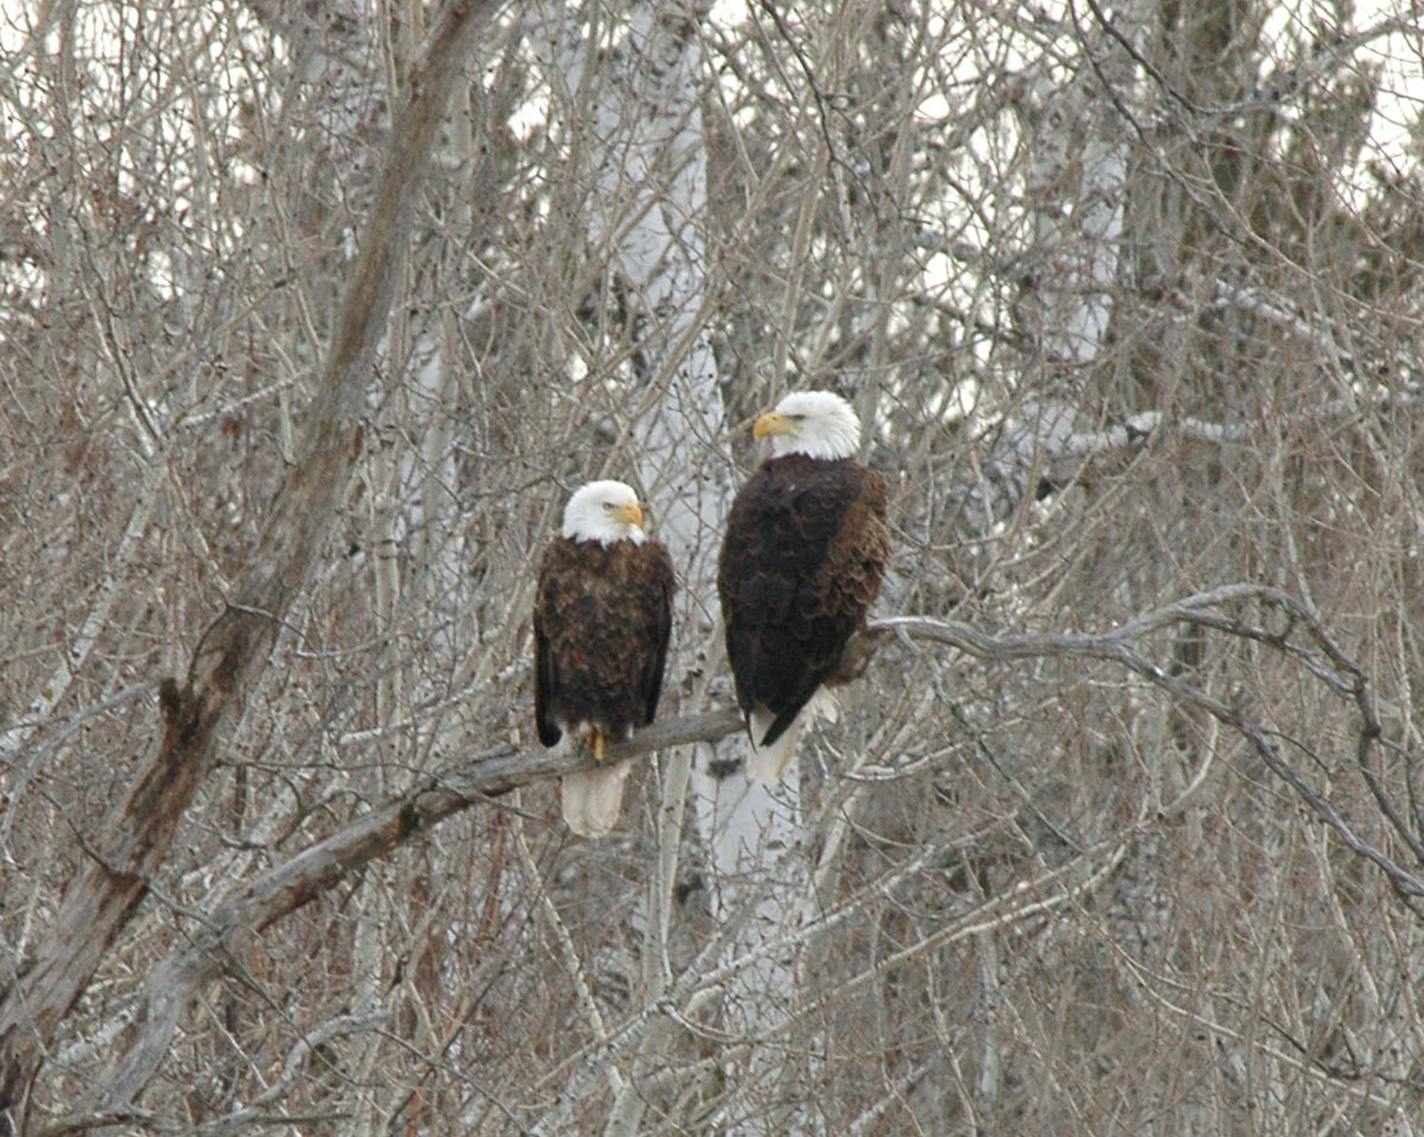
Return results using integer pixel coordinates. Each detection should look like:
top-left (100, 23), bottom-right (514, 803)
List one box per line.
top-left (534, 481), bottom-right (674, 836)
top-left (718, 391), bottom-right (890, 783)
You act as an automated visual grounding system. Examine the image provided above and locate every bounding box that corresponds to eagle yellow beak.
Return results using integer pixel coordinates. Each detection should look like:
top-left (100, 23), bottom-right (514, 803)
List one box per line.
top-left (617, 501), bottom-right (645, 527)
top-left (753, 411), bottom-right (792, 440)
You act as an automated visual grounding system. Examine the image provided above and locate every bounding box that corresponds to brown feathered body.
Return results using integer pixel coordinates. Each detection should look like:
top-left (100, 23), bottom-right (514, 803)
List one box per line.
top-left (718, 453), bottom-right (890, 754)
top-left (534, 536), bottom-right (674, 754)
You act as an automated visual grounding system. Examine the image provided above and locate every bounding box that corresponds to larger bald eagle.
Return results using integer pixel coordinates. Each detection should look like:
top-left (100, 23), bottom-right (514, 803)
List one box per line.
top-left (718, 391), bottom-right (890, 783)
top-left (535, 480), bottom-right (674, 836)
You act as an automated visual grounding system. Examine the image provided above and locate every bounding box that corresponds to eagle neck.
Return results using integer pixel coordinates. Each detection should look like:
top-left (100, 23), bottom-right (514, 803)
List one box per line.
top-left (576, 531), bottom-right (644, 551)
top-left (765, 453), bottom-right (851, 476)
top-left (771, 437), bottom-right (857, 461)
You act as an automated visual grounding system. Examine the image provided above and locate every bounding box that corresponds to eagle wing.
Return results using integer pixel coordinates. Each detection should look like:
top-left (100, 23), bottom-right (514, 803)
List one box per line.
top-left (639, 543), bottom-right (676, 727)
top-left (719, 456), bottom-right (889, 746)
top-left (533, 545), bottom-right (565, 748)
top-left (814, 469), bottom-right (890, 651)
top-left (535, 537), bottom-right (676, 749)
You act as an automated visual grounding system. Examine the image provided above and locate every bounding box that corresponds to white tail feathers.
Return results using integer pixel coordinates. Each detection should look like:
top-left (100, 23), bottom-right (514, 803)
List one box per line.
top-left (808, 686), bottom-right (841, 725)
top-left (561, 762), bottom-right (633, 837)
top-left (745, 689), bottom-right (841, 784)
top-left (745, 709), bottom-right (802, 784)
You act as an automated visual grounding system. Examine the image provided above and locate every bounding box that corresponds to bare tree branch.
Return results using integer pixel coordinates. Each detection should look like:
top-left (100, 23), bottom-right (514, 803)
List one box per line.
top-left (58, 583), bottom-right (1406, 1124)
top-left (0, 0), bottom-right (500, 1126)
top-left (6, 1), bottom-right (1422, 1129)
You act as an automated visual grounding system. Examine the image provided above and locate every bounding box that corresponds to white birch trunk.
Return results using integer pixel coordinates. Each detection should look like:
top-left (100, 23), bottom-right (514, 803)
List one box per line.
top-left (288, 6), bottom-right (411, 1133)
top-left (348, 0), bottom-right (486, 1125)
top-left (0, 462), bottom-right (161, 774)
top-left (542, 2), bottom-right (817, 1131)
top-left (1026, 108), bottom-right (1127, 369)
top-left (963, 6), bottom-right (1145, 539)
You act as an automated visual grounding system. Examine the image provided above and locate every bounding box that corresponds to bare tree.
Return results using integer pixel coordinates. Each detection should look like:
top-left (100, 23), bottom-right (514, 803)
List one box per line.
top-left (0, 0), bottom-right (496, 1126)
top-left (2, 0), bottom-right (1422, 1134)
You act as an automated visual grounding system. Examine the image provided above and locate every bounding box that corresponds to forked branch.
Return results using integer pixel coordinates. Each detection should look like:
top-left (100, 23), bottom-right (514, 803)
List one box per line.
top-left (0, 1), bottom-right (499, 1129)
top-left (43, 583), bottom-right (1405, 1130)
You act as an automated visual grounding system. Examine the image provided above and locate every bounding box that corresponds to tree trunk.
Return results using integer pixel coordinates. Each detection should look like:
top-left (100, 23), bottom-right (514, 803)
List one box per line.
top-left (0, 2), bottom-right (494, 1127)
top-left (554, 2), bottom-right (825, 1130)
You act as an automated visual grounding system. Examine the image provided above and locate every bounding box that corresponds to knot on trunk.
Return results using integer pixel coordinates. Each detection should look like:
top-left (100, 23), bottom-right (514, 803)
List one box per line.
top-left (158, 678), bottom-right (205, 747)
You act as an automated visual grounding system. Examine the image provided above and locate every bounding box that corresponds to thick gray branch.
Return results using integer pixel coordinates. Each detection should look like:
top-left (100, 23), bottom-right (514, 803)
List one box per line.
top-left (57, 584), bottom-right (1402, 1126)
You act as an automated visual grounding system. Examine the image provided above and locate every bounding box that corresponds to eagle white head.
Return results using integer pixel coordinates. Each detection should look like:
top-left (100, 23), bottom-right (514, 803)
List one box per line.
top-left (753, 389), bottom-right (862, 461)
top-left (561, 480), bottom-right (647, 547)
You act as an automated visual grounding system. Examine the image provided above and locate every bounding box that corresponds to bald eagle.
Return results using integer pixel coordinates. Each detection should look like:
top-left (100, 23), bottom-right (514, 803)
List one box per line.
top-left (535, 481), bottom-right (674, 836)
top-left (718, 391), bottom-right (890, 783)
